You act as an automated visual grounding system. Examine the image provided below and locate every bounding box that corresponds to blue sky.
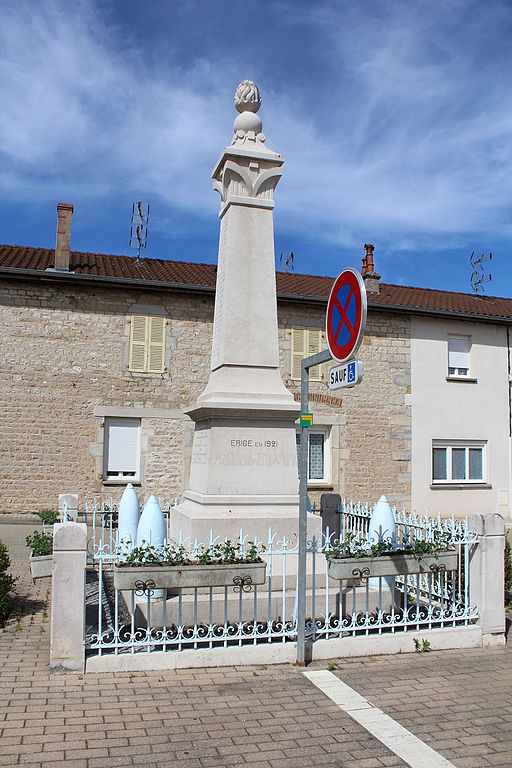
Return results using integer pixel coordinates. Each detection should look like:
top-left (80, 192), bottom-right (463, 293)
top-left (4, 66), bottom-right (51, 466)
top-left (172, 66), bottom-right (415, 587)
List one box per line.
top-left (1, 0), bottom-right (511, 295)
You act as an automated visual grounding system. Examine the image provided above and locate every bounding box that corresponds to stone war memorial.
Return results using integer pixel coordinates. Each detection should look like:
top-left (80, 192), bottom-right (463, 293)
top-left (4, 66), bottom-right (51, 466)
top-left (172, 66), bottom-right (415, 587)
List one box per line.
top-left (173, 79), bottom-right (320, 543)
top-left (46, 80), bottom-right (504, 674)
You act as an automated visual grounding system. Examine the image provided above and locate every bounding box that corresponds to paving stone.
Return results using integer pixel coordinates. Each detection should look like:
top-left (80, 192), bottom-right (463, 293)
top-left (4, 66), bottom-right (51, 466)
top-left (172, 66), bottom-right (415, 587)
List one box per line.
top-left (3, 563), bottom-right (512, 768)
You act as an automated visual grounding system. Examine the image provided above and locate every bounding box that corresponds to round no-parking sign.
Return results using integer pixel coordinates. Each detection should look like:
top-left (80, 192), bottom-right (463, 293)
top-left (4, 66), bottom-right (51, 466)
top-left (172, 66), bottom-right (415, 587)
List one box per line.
top-left (326, 268), bottom-right (367, 363)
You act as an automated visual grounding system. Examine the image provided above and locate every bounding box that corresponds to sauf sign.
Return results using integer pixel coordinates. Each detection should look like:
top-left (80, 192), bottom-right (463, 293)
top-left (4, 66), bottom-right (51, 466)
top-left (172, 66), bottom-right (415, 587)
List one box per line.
top-left (328, 359), bottom-right (363, 390)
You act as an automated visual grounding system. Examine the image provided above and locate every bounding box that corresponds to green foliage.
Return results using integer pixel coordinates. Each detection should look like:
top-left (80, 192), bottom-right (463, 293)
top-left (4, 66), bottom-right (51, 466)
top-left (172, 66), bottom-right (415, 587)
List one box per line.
top-left (326, 661), bottom-right (337, 671)
top-left (414, 638), bottom-right (431, 653)
top-left (37, 509), bottom-right (59, 526)
top-left (196, 540), bottom-right (263, 565)
top-left (118, 538), bottom-right (265, 568)
top-left (327, 528), bottom-right (453, 560)
top-left (26, 531), bottom-right (53, 557)
top-left (121, 541), bottom-right (189, 567)
top-left (505, 537), bottom-right (512, 593)
top-left (0, 540), bottom-right (16, 626)
top-left (0, 539), bottom-right (10, 573)
top-left (412, 529), bottom-right (452, 556)
top-left (326, 531), bottom-right (368, 559)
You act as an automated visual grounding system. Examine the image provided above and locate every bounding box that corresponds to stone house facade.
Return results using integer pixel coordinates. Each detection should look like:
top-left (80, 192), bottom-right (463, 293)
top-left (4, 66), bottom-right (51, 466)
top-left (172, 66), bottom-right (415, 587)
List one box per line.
top-left (1, 224), bottom-right (510, 518)
top-left (0, 242), bottom-right (412, 515)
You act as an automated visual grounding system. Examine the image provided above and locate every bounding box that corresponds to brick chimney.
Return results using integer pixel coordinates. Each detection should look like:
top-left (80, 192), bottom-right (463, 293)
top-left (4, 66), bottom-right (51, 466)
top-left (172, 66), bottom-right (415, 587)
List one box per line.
top-left (361, 243), bottom-right (380, 293)
top-left (54, 202), bottom-right (74, 271)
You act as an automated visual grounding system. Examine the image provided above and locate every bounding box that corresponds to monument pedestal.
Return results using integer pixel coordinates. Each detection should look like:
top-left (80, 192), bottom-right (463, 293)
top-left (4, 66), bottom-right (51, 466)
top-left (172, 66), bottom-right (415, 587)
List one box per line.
top-left (172, 400), bottom-right (322, 541)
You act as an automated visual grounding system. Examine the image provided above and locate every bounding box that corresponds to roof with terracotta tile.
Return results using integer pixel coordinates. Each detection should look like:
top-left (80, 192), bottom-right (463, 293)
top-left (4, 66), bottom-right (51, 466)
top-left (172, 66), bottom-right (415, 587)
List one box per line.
top-left (1, 243), bottom-right (511, 322)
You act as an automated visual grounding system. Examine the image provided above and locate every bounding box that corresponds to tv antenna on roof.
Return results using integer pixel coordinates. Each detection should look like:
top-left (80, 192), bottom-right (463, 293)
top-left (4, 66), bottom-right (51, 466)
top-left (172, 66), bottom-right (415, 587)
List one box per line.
top-left (470, 251), bottom-right (492, 293)
top-left (280, 251), bottom-right (295, 273)
top-left (129, 201), bottom-right (150, 259)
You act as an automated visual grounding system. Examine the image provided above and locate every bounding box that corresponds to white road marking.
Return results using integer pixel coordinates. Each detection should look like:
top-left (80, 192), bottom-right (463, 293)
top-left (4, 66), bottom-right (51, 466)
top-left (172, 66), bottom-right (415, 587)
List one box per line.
top-left (303, 670), bottom-right (457, 768)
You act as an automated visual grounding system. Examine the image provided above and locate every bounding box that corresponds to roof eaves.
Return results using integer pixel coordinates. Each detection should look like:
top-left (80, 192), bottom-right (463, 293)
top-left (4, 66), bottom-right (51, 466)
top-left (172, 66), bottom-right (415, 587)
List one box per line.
top-left (367, 299), bottom-right (512, 324)
top-left (0, 266), bottom-right (216, 295)
top-left (2, 265), bottom-right (512, 324)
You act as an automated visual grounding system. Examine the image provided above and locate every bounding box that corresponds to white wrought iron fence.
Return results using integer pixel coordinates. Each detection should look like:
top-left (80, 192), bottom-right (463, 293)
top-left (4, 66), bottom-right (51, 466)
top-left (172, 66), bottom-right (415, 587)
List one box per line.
top-left (83, 498), bottom-right (478, 658)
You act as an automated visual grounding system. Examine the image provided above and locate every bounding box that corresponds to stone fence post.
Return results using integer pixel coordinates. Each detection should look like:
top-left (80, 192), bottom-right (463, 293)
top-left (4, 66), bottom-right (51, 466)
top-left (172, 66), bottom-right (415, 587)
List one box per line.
top-left (50, 522), bottom-right (87, 673)
top-left (469, 513), bottom-right (506, 645)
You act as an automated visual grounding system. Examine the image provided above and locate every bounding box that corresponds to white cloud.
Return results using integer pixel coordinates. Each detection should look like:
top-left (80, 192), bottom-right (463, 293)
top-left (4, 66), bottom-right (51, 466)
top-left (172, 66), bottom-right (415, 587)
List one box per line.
top-left (0, 0), bottom-right (511, 261)
top-left (268, 1), bottom-right (512, 252)
top-left (0, 1), bottom-right (240, 216)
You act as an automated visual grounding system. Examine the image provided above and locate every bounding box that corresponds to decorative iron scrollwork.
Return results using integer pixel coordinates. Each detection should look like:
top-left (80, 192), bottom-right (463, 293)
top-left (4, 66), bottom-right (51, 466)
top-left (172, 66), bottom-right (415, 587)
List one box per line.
top-left (133, 579), bottom-right (156, 597)
top-left (351, 566), bottom-right (371, 581)
top-left (233, 575), bottom-right (254, 593)
top-left (429, 564), bottom-right (447, 575)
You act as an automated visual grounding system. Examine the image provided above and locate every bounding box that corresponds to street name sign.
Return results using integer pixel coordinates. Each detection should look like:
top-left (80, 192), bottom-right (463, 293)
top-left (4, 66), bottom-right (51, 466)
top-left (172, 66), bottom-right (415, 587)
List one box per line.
top-left (326, 268), bottom-right (367, 363)
top-left (328, 359), bottom-right (362, 390)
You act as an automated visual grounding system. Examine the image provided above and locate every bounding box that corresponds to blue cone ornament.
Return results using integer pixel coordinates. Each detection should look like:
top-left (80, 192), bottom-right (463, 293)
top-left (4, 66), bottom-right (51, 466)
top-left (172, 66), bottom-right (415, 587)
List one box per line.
top-left (368, 495), bottom-right (396, 594)
top-left (136, 495), bottom-right (167, 550)
top-left (117, 484), bottom-right (140, 551)
top-left (368, 495), bottom-right (396, 547)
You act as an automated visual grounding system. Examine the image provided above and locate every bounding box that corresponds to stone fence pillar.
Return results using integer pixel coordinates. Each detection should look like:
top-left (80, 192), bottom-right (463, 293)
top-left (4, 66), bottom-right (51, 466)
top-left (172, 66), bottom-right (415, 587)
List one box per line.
top-left (50, 522), bottom-right (87, 673)
top-left (469, 513), bottom-right (506, 645)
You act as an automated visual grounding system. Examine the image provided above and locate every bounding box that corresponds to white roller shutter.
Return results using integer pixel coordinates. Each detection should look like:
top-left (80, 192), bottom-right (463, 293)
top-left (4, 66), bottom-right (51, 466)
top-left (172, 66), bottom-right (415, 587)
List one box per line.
top-left (105, 418), bottom-right (140, 477)
top-left (448, 336), bottom-right (470, 370)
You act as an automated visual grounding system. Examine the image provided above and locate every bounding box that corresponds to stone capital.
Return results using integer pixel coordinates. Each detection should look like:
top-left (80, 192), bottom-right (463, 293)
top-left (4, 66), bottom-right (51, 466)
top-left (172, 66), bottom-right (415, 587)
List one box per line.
top-left (212, 147), bottom-right (284, 216)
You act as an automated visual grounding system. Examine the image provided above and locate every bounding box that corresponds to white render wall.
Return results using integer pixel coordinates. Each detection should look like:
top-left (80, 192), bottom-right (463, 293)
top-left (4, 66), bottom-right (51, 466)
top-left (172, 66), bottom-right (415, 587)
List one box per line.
top-left (410, 315), bottom-right (511, 518)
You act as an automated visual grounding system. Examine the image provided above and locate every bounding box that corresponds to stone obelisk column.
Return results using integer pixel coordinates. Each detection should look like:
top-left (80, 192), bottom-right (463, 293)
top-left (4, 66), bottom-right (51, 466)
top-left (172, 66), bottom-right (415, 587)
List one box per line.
top-left (173, 80), bottom-right (315, 541)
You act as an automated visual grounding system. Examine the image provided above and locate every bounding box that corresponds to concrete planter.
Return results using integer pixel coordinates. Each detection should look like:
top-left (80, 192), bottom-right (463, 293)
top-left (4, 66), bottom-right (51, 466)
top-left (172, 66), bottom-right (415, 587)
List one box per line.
top-left (29, 553), bottom-right (53, 579)
top-left (113, 561), bottom-right (267, 591)
top-left (327, 550), bottom-right (458, 581)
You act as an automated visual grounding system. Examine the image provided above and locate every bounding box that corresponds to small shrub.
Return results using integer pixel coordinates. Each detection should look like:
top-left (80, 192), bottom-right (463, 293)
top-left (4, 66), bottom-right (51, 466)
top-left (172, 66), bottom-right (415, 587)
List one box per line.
top-left (37, 509), bottom-right (59, 526)
top-left (26, 531), bottom-right (53, 557)
top-left (414, 638), bottom-right (431, 653)
top-left (326, 661), bottom-right (337, 671)
top-left (0, 540), bottom-right (16, 626)
top-left (505, 538), bottom-right (512, 594)
top-left (117, 538), bottom-right (265, 567)
top-left (327, 529), bottom-right (452, 560)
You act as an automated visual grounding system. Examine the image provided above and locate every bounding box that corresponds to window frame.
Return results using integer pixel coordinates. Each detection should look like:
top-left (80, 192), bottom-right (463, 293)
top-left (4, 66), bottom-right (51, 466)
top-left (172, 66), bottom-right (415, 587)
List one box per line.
top-left (296, 428), bottom-right (330, 485)
top-left (432, 440), bottom-right (486, 485)
top-left (447, 334), bottom-right (471, 378)
top-left (103, 417), bottom-right (141, 485)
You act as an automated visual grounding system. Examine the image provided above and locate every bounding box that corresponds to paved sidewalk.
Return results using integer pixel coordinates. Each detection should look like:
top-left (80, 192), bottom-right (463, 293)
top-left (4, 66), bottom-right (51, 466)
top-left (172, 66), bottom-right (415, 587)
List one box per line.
top-left (1, 563), bottom-right (511, 768)
top-left (1, 565), bottom-right (408, 768)
top-left (324, 641), bottom-right (512, 768)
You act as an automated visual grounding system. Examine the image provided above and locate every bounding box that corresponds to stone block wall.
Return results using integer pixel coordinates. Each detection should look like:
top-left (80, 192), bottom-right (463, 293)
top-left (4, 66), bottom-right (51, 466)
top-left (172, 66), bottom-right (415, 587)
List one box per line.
top-left (0, 278), bottom-right (411, 513)
top-left (0, 279), bottom-right (214, 513)
top-left (278, 302), bottom-right (411, 509)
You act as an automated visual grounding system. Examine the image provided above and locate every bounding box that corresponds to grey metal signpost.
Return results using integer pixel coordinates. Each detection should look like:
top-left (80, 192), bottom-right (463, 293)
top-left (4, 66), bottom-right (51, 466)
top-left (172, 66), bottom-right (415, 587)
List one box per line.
top-left (295, 267), bottom-right (367, 667)
top-left (296, 348), bottom-right (333, 666)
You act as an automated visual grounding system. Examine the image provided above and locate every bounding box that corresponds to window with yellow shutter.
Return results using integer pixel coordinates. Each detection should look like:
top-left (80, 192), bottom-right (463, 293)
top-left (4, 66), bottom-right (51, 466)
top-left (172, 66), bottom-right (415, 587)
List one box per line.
top-left (128, 315), bottom-right (166, 373)
top-left (290, 328), bottom-right (323, 381)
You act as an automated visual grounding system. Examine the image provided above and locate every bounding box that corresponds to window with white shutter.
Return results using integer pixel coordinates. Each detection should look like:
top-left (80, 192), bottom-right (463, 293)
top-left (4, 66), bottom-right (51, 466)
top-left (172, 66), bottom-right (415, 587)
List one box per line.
top-left (129, 315), bottom-right (166, 373)
top-left (291, 328), bottom-right (323, 381)
top-left (447, 335), bottom-right (470, 377)
top-left (103, 418), bottom-right (141, 483)
top-left (432, 440), bottom-right (486, 484)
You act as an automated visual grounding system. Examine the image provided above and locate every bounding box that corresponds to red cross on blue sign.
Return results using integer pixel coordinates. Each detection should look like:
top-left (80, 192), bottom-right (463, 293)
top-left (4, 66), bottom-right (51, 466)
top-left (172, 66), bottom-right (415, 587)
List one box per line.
top-left (326, 268), bottom-right (367, 363)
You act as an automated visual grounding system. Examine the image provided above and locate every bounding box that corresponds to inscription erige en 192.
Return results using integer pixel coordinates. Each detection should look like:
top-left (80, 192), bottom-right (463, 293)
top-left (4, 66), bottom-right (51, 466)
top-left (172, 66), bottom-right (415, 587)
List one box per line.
top-left (230, 439), bottom-right (278, 448)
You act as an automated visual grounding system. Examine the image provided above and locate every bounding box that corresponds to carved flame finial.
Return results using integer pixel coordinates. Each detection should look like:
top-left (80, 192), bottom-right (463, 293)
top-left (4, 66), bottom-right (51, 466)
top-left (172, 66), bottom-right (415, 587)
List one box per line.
top-left (232, 80), bottom-right (265, 147)
top-left (234, 80), bottom-right (261, 113)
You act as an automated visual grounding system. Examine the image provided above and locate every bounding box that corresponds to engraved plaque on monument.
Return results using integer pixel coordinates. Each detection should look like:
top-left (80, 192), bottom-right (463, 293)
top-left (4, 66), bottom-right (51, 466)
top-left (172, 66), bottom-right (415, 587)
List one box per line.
top-left (172, 81), bottom-right (321, 542)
